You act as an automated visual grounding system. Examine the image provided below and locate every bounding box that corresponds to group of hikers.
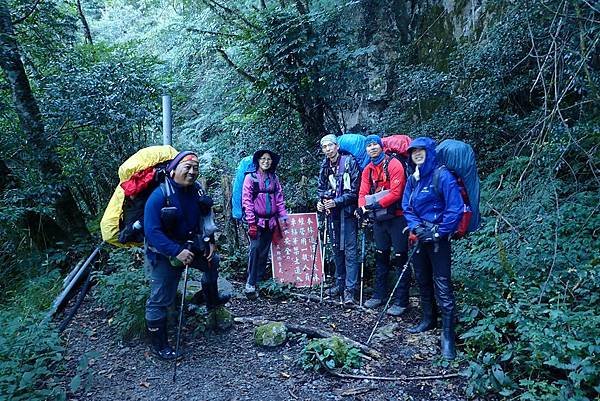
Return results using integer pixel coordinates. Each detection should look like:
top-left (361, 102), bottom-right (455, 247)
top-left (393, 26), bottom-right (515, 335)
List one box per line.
top-left (140, 133), bottom-right (466, 363)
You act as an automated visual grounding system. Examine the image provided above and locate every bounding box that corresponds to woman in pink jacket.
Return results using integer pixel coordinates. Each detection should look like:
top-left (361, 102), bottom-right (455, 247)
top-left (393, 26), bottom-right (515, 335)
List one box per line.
top-left (242, 149), bottom-right (288, 297)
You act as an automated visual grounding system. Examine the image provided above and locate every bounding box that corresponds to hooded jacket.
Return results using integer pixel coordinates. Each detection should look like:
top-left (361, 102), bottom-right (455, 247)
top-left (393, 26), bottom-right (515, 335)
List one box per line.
top-left (317, 153), bottom-right (360, 216)
top-left (402, 137), bottom-right (463, 237)
top-left (242, 150), bottom-right (288, 229)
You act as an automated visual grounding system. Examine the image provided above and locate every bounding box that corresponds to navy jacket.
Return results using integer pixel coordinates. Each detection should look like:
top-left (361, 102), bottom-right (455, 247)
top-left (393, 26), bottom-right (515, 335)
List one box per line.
top-left (402, 137), bottom-right (463, 237)
top-left (144, 179), bottom-right (203, 261)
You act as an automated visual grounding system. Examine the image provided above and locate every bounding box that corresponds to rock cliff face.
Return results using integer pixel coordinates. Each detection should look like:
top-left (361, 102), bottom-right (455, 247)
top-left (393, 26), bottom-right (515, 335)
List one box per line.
top-left (344, 0), bottom-right (489, 131)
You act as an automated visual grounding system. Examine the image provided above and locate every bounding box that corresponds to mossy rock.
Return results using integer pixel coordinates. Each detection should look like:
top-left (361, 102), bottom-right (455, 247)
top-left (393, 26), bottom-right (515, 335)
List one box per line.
top-left (254, 322), bottom-right (287, 347)
top-left (206, 306), bottom-right (233, 330)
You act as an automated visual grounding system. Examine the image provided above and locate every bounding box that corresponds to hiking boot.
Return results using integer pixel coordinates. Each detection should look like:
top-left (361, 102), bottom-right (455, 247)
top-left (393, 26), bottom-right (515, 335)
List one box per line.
top-left (326, 286), bottom-right (342, 298)
top-left (146, 318), bottom-right (178, 361)
top-left (244, 283), bottom-right (257, 299)
top-left (386, 304), bottom-right (408, 317)
top-left (408, 297), bottom-right (436, 333)
top-left (441, 314), bottom-right (456, 360)
top-left (343, 289), bottom-right (355, 305)
top-left (364, 297), bottom-right (383, 309)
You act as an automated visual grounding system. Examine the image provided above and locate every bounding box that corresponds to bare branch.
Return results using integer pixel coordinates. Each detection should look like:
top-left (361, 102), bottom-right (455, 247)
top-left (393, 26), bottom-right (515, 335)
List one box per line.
top-left (186, 27), bottom-right (241, 38)
top-left (216, 47), bottom-right (259, 83)
top-left (12, 0), bottom-right (43, 25)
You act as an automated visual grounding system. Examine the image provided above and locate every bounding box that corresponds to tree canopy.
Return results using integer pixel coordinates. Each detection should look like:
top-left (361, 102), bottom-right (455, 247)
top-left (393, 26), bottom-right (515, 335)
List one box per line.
top-left (0, 0), bottom-right (598, 400)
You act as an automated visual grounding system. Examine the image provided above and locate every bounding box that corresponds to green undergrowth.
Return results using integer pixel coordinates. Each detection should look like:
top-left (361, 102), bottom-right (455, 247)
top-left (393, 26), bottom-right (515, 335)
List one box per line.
top-left (0, 264), bottom-right (95, 400)
top-left (299, 336), bottom-right (362, 372)
top-left (94, 247), bottom-right (148, 340)
top-left (454, 153), bottom-right (600, 400)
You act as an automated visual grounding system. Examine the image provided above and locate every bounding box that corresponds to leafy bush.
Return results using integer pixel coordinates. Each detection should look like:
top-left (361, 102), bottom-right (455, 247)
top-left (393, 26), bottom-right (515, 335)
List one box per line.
top-left (455, 150), bottom-right (600, 400)
top-left (0, 313), bottom-right (66, 401)
top-left (258, 278), bottom-right (294, 300)
top-left (94, 248), bottom-right (148, 340)
top-left (299, 336), bottom-right (362, 372)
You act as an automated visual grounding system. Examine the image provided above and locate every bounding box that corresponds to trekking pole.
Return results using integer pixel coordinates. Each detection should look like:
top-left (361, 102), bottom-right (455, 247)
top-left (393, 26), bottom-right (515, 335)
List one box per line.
top-left (320, 221), bottom-right (327, 303)
top-left (173, 241), bottom-right (193, 383)
top-left (359, 229), bottom-right (366, 307)
top-left (366, 244), bottom-right (419, 345)
top-left (308, 234), bottom-right (318, 299)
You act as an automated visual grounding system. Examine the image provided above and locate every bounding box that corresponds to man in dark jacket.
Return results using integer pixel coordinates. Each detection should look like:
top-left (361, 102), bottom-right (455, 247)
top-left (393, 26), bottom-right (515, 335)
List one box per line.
top-left (144, 150), bottom-right (221, 360)
top-left (356, 134), bottom-right (411, 316)
top-left (316, 134), bottom-right (360, 304)
top-left (402, 137), bottom-right (463, 359)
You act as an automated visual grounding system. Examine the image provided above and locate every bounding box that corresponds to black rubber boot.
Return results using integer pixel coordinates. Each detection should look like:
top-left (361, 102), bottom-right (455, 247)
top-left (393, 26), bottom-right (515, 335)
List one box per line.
top-left (204, 282), bottom-right (220, 310)
top-left (440, 314), bottom-right (456, 360)
top-left (192, 286), bottom-right (231, 306)
top-left (408, 297), bottom-right (437, 333)
top-left (146, 318), bottom-right (177, 361)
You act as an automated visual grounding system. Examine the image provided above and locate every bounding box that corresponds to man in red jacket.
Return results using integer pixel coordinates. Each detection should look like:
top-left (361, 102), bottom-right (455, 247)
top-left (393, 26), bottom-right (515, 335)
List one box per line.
top-left (355, 134), bottom-right (411, 316)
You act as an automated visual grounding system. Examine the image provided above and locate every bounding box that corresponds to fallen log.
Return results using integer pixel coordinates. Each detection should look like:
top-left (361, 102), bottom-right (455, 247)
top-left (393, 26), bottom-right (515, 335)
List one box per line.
top-left (233, 316), bottom-right (382, 360)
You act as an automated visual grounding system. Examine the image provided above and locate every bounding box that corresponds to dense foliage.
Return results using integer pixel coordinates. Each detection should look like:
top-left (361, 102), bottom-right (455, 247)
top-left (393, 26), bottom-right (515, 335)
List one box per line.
top-left (0, 0), bottom-right (598, 399)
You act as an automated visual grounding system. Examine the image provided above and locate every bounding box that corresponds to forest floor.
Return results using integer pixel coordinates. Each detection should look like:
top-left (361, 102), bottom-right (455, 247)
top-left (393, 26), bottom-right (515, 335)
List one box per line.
top-left (60, 280), bottom-right (476, 401)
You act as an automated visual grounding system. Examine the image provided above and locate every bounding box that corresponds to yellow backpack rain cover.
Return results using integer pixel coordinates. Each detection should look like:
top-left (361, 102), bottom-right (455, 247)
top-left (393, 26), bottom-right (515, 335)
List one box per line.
top-left (100, 145), bottom-right (178, 247)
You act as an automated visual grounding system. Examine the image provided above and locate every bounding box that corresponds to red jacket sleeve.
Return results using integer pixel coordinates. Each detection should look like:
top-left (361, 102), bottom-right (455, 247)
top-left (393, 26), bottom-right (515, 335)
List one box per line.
top-left (378, 158), bottom-right (406, 209)
top-left (358, 165), bottom-right (372, 207)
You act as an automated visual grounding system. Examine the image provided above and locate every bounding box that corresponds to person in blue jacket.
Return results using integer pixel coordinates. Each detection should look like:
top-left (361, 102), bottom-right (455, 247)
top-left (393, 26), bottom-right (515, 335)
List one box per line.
top-left (402, 137), bottom-right (463, 360)
top-left (143, 150), bottom-right (221, 360)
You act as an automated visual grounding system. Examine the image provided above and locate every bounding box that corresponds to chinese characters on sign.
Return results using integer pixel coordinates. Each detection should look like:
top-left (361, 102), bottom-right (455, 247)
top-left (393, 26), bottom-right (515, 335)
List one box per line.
top-left (271, 213), bottom-right (323, 287)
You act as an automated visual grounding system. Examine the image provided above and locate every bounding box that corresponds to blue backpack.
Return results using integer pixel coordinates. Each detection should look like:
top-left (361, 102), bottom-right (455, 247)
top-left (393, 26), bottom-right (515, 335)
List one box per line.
top-left (231, 156), bottom-right (255, 221)
top-left (433, 139), bottom-right (481, 237)
top-left (337, 133), bottom-right (370, 170)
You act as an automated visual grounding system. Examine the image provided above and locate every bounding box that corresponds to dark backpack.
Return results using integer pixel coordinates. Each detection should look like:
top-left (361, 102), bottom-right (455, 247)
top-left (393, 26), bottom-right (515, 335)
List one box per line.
top-left (432, 139), bottom-right (481, 239)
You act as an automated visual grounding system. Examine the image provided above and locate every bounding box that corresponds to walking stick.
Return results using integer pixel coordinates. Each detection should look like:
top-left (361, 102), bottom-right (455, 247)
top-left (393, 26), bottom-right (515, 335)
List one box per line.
top-left (173, 241), bottom-right (193, 383)
top-left (366, 244), bottom-right (418, 345)
top-left (308, 234), bottom-right (318, 298)
top-left (359, 229), bottom-right (366, 307)
top-left (320, 221), bottom-right (328, 302)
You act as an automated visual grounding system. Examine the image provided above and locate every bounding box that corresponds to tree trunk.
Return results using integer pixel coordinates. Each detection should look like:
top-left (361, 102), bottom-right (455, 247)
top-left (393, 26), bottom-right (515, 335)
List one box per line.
top-left (76, 0), bottom-right (93, 45)
top-left (0, 1), bottom-right (90, 247)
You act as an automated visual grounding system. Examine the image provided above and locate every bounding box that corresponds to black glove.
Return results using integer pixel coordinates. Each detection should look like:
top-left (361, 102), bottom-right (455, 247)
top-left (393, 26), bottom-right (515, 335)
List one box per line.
top-left (354, 207), bottom-right (364, 219)
top-left (365, 201), bottom-right (382, 211)
top-left (198, 195), bottom-right (214, 214)
top-left (415, 225), bottom-right (436, 242)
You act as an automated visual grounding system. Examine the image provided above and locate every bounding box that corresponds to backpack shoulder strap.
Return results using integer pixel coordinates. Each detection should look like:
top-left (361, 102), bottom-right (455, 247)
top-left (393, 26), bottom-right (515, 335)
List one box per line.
top-left (432, 166), bottom-right (445, 199)
top-left (160, 180), bottom-right (173, 207)
top-left (382, 155), bottom-right (392, 183)
top-left (250, 172), bottom-right (260, 200)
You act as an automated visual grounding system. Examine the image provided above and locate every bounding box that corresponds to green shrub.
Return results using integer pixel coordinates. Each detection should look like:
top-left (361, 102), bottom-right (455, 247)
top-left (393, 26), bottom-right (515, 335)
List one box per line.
top-left (7, 269), bottom-right (62, 319)
top-left (455, 154), bottom-right (600, 400)
top-left (299, 336), bottom-right (362, 372)
top-left (258, 278), bottom-right (293, 300)
top-left (94, 248), bottom-right (148, 340)
top-left (0, 313), bottom-right (66, 401)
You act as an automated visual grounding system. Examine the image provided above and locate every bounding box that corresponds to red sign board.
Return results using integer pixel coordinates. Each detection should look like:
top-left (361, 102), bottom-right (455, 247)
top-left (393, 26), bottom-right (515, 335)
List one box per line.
top-left (271, 212), bottom-right (323, 287)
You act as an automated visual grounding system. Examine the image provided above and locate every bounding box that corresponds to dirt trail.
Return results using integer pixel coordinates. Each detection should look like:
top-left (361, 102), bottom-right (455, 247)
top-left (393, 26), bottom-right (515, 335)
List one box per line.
top-left (62, 290), bottom-right (470, 401)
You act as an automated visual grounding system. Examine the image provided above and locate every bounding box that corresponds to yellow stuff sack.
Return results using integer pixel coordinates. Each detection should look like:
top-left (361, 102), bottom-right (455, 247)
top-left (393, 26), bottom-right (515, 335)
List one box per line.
top-left (100, 145), bottom-right (178, 247)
